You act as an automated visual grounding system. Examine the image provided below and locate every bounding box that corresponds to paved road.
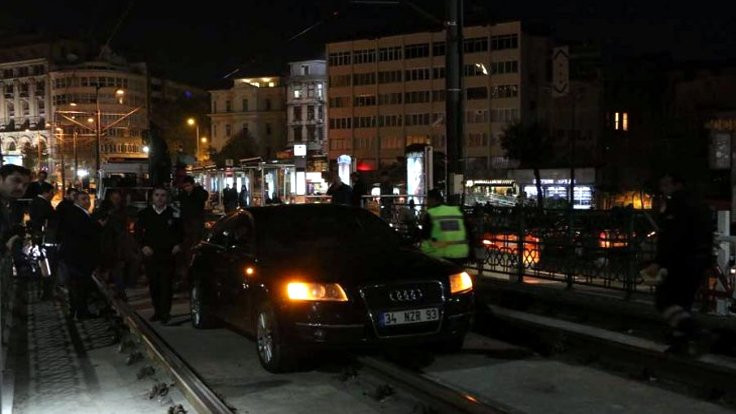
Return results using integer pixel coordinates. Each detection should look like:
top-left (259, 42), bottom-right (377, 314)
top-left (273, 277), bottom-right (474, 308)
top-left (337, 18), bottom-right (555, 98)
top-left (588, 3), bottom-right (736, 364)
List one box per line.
top-left (128, 286), bottom-right (733, 414)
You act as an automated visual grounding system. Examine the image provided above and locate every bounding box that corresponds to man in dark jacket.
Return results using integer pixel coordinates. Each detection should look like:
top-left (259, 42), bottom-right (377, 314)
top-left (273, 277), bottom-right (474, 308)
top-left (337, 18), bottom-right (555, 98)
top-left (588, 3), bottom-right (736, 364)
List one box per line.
top-left (327, 173), bottom-right (352, 205)
top-left (136, 187), bottom-right (183, 324)
top-left (55, 188), bottom-right (78, 242)
top-left (29, 182), bottom-right (55, 235)
top-left (350, 172), bottom-right (368, 207)
top-left (178, 176), bottom-right (208, 287)
top-left (0, 165), bottom-right (31, 255)
top-left (59, 191), bottom-right (102, 319)
top-left (23, 170), bottom-right (47, 199)
top-left (643, 173), bottom-right (713, 354)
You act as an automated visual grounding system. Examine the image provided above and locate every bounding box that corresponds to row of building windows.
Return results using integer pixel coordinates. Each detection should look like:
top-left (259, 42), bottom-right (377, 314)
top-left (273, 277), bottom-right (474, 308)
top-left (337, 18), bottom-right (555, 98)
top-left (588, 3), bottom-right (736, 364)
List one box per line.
top-left (327, 133), bottom-right (493, 151)
top-left (55, 76), bottom-right (135, 90)
top-left (2, 81), bottom-right (46, 97)
top-left (3, 100), bottom-right (45, 117)
top-left (1, 65), bottom-right (45, 79)
top-left (52, 93), bottom-right (144, 106)
top-left (328, 34), bottom-right (519, 66)
top-left (292, 125), bottom-right (323, 142)
top-left (291, 83), bottom-right (324, 99)
top-left (292, 105), bottom-right (324, 121)
top-left (216, 123), bottom-right (273, 138)
top-left (101, 143), bottom-right (143, 154)
top-left (331, 64), bottom-right (517, 87)
top-left (491, 60), bottom-right (519, 74)
top-left (213, 98), bottom-right (273, 113)
top-left (327, 85), bottom-right (513, 110)
top-left (327, 108), bottom-right (518, 130)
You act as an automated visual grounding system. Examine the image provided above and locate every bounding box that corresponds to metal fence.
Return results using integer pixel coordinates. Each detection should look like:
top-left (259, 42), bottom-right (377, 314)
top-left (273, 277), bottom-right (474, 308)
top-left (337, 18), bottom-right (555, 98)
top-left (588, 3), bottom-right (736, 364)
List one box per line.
top-left (465, 206), bottom-right (659, 295)
top-left (374, 203), bottom-right (660, 296)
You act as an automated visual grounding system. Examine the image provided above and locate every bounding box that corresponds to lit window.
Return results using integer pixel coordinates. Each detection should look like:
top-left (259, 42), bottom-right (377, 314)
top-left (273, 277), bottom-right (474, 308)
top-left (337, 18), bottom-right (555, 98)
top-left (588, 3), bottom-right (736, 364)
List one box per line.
top-left (614, 112), bottom-right (620, 130)
top-left (294, 89), bottom-right (301, 98)
top-left (622, 112), bottom-right (628, 131)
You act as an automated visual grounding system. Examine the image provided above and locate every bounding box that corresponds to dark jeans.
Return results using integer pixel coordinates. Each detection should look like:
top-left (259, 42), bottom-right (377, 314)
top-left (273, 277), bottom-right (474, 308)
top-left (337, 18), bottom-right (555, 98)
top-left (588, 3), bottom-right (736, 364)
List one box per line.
top-left (146, 257), bottom-right (175, 318)
top-left (655, 265), bottom-right (706, 312)
top-left (67, 264), bottom-right (93, 315)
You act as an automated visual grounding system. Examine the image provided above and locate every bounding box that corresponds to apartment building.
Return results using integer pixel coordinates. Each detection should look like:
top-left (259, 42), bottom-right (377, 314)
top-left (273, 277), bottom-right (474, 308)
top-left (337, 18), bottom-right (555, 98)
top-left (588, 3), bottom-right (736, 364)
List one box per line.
top-left (208, 77), bottom-right (286, 159)
top-left (326, 21), bottom-right (551, 177)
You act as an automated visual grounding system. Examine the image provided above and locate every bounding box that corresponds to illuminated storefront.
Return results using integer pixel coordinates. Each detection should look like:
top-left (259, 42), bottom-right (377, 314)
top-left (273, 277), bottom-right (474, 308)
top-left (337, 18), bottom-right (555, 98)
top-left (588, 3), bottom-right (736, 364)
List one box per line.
top-left (509, 168), bottom-right (596, 209)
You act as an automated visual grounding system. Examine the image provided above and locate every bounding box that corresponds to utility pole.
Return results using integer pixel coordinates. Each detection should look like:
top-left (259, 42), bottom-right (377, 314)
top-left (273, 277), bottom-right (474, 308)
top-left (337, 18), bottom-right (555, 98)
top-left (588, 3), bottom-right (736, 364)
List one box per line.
top-left (445, 0), bottom-right (464, 201)
top-left (73, 129), bottom-right (78, 184)
top-left (95, 84), bottom-right (102, 186)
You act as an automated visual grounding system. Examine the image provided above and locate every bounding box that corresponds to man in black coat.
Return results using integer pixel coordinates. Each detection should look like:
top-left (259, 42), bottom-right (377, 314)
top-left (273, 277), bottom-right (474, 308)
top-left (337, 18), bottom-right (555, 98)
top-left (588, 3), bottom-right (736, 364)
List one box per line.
top-left (136, 187), bottom-right (183, 324)
top-left (29, 182), bottom-right (55, 235)
top-left (23, 170), bottom-right (47, 199)
top-left (350, 172), bottom-right (368, 207)
top-left (643, 172), bottom-right (713, 354)
top-left (0, 165), bottom-right (31, 255)
top-left (59, 191), bottom-right (102, 319)
top-left (177, 176), bottom-right (208, 288)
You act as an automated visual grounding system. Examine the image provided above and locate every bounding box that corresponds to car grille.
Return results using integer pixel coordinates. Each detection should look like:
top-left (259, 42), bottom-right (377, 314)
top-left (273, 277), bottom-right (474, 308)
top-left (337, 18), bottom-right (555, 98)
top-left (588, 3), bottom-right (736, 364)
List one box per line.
top-left (360, 281), bottom-right (445, 338)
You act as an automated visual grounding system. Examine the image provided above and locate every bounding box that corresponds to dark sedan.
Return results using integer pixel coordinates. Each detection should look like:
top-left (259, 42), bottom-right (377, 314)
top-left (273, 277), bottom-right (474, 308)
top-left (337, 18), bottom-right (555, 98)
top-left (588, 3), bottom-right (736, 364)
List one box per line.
top-left (188, 204), bottom-right (474, 372)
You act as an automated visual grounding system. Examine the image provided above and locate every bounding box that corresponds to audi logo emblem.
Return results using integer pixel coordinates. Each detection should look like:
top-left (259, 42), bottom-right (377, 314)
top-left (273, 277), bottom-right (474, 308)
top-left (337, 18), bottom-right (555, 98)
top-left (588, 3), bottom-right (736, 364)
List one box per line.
top-left (389, 288), bottom-right (423, 302)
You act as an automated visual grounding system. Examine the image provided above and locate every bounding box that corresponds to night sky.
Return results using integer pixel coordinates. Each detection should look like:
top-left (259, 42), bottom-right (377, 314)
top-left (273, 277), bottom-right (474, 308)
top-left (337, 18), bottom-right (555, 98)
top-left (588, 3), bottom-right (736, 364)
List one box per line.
top-left (2, 0), bottom-right (735, 87)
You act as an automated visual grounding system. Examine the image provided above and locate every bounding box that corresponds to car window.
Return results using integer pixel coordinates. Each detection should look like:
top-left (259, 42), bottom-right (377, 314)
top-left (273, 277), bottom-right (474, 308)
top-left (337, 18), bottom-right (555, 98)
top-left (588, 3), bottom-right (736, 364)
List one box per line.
top-left (208, 212), bottom-right (255, 250)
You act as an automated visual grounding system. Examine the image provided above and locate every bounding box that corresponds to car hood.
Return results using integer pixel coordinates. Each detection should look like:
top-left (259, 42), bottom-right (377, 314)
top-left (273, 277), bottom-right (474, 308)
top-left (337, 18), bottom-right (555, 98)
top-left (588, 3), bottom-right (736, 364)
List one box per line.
top-left (259, 246), bottom-right (460, 286)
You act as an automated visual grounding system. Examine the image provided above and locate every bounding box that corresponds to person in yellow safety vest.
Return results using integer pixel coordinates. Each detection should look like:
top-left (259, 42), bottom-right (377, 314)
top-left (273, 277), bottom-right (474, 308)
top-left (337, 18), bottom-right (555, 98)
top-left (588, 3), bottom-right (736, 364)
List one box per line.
top-left (420, 189), bottom-right (469, 265)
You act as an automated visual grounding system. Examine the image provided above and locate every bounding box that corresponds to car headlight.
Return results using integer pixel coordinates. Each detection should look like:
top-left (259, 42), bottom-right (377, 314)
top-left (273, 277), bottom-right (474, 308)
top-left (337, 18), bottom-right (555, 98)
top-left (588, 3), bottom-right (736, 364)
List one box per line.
top-left (286, 282), bottom-right (349, 302)
top-left (449, 272), bottom-right (473, 294)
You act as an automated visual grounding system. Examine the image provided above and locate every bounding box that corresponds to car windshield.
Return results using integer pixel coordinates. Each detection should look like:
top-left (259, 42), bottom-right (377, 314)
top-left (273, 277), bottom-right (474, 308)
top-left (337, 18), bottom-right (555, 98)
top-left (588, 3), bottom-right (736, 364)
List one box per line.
top-left (254, 207), bottom-right (398, 257)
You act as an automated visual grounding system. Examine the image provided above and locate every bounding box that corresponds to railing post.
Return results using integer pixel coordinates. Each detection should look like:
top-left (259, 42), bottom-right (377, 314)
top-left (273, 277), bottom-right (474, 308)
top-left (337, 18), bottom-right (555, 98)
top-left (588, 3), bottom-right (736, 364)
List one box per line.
top-left (516, 206), bottom-right (524, 283)
top-left (624, 210), bottom-right (636, 300)
top-left (565, 208), bottom-right (574, 290)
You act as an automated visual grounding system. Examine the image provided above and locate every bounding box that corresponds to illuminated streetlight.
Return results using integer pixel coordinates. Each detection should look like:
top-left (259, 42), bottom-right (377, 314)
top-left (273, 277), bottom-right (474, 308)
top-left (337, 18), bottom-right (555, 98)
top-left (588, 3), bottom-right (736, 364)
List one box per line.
top-left (187, 118), bottom-right (200, 163)
top-left (87, 117), bottom-right (94, 123)
top-left (200, 136), bottom-right (207, 143)
top-left (70, 102), bottom-right (77, 107)
top-left (143, 145), bottom-right (150, 154)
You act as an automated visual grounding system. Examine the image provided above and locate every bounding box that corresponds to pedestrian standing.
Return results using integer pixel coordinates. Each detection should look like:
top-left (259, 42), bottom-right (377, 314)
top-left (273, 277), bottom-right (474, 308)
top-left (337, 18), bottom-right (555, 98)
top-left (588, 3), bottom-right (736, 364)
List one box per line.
top-left (239, 184), bottom-right (249, 208)
top-left (23, 170), bottom-right (47, 200)
top-left (379, 171), bottom-right (394, 220)
top-left (59, 191), bottom-right (103, 319)
top-left (136, 187), bottom-right (183, 324)
top-left (327, 173), bottom-right (352, 205)
top-left (350, 172), bottom-right (367, 207)
top-left (420, 189), bottom-right (470, 266)
top-left (642, 172), bottom-right (713, 354)
top-left (178, 176), bottom-right (208, 288)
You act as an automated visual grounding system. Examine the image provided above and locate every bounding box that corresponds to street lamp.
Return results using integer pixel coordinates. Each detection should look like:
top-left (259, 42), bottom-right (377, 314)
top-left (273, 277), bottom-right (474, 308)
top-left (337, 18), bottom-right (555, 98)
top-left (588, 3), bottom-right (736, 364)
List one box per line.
top-left (187, 117), bottom-right (200, 162)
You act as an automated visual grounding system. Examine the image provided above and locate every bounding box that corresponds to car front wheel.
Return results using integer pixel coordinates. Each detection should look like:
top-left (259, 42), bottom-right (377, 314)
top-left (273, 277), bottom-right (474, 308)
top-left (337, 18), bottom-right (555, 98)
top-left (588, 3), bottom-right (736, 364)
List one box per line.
top-left (255, 301), bottom-right (296, 372)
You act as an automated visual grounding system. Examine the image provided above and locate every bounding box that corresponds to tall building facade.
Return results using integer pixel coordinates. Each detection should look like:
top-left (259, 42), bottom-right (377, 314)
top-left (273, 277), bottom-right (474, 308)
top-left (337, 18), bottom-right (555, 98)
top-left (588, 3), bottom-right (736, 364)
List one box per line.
top-left (208, 77), bottom-right (287, 159)
top-left (326, 21), bottom-right (551, 177)
top-left (0, 38), bottom-right (87, 169)
top-left (51, 58), bottom-right (149, 173)
top-left (286, 60), bottom-right (327, 154)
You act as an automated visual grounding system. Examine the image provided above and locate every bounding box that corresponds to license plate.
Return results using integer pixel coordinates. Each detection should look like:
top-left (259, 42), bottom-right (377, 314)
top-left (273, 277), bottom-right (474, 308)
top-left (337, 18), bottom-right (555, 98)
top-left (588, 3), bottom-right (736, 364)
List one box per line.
top-left (382, 308), bottom-right (440, 326)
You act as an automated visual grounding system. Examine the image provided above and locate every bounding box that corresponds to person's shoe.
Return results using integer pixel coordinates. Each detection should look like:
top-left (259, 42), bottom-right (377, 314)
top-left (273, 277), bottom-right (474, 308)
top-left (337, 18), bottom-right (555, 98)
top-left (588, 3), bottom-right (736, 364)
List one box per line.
top-left (160, 315), bottom-right (171, 325)
top-left (149, 313), bottom-right (161, 322)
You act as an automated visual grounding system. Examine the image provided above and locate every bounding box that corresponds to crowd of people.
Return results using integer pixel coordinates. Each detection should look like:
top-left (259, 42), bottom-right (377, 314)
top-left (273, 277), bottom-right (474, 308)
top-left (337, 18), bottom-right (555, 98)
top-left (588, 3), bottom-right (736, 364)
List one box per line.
top-left (0, 167), bottom-right (210, 324)
top-left (0, 163), bottom-right (713, 353)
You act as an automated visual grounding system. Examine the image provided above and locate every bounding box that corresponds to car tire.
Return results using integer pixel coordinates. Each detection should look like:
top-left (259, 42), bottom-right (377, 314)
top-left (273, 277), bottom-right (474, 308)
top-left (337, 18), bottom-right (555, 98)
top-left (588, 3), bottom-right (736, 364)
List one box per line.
top-left (190, 280), bottom-right (217, 329)
top-left (255, 301), bottom-right (297, 373)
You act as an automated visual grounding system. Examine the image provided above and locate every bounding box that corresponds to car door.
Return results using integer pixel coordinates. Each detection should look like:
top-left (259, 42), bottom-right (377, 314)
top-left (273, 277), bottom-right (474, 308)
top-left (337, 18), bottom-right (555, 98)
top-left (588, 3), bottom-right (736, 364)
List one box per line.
top-left (221, 212), bottom-right (257, 330)
top-left (200, 216), bottom-right (238, 319)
